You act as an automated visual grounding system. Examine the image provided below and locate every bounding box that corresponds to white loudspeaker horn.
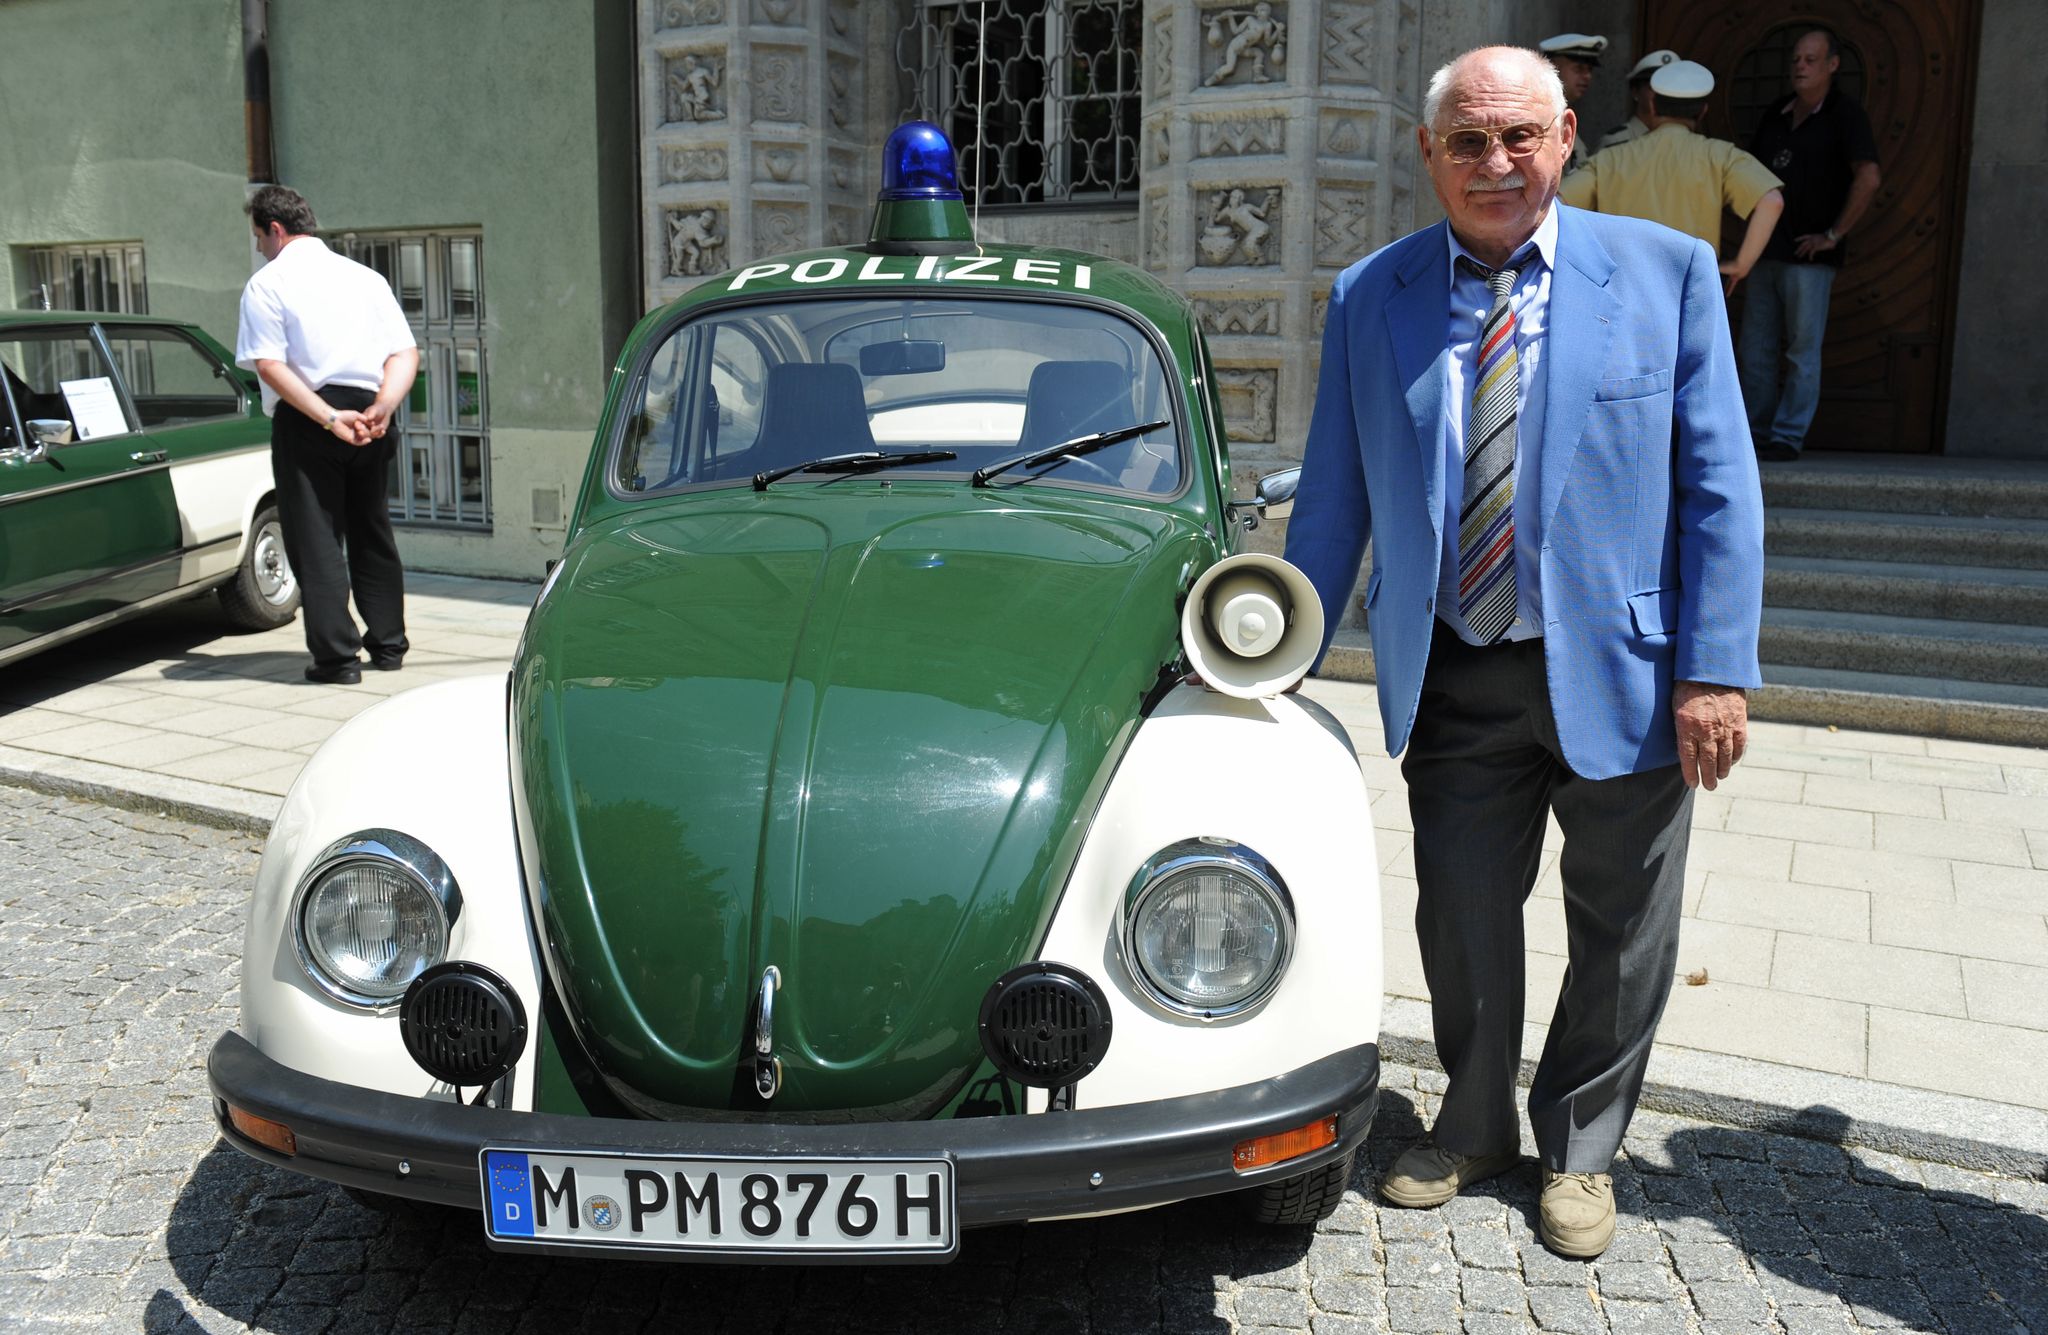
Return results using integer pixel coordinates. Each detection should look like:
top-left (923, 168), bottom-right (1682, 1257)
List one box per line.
top-left (1180, 552), bottom-right (1326, 699)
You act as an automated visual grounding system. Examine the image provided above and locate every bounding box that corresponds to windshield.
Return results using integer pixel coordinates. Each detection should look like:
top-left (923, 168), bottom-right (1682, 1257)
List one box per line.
top-left (614, 296), bottom-right (1183, 497)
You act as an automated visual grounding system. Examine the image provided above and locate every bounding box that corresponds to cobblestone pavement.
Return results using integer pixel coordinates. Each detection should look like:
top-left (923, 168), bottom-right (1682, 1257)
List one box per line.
top-left (1, 792), bottom-right (2045, 1334)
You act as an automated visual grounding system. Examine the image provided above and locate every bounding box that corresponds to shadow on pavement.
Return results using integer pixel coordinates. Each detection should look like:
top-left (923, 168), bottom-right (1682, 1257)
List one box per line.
top-left (155, 1135), bottom-right (1313, 1333)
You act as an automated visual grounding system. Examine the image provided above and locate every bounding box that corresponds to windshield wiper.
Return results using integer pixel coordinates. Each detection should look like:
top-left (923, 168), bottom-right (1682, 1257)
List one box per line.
top-left (970, 420), bottom-right (1170, 488)
top-left (753, 449), bottom-right (958, 491)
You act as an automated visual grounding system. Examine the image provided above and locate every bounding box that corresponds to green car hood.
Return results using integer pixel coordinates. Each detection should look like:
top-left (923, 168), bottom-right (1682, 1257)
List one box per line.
top-left (513, 486), bottom-right (1213, 1117)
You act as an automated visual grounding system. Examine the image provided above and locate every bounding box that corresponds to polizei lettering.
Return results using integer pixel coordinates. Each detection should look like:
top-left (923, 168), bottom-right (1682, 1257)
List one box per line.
top-left (728, 258), bottom-right (1093, 291)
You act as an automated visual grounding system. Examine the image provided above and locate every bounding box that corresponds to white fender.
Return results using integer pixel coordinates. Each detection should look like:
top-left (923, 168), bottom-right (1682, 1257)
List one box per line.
top-left (240, 673), bottom-right (545, 1109)
top-left (1032, 682), bottom-right (1381, 1111)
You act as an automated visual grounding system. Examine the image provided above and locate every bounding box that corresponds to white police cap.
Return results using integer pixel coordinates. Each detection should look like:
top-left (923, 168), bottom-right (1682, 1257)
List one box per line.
top-left (1626, 49), bottom-right (1679, 82)
top-left (1650, 59), bottom-right (1716, 99)
top-left (1539, 33), bottom-right (1608, 63)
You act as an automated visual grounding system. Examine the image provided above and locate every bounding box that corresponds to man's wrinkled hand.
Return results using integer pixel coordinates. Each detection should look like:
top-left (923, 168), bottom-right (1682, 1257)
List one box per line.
top-left (1673, 680), bottom-right (1748, 790)
top-left (361, 400), bottom-right (396, 441)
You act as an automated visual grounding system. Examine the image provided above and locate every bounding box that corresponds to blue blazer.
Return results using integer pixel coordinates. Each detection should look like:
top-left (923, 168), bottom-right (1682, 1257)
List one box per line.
top-left (1283, 205), bottom-right (1764, 781)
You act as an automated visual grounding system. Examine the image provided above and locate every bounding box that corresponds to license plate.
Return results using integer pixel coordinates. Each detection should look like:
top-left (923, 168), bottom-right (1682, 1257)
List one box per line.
top-left (480, 1148), bottom-right (957, 1259)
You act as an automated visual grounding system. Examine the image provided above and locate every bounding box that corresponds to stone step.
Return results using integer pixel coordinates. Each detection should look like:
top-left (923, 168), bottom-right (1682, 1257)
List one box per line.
top-left (1749, 666), bottom-right (2048, 750)
top-left (1760, 456), bottom-right (2048, 520)
top-left (1765, 508), bottom-right (2048, 571)
top-left (1765, 554), bottom-right (2048, 627)
top-left (1760, 606), bottom-right (2048, 687)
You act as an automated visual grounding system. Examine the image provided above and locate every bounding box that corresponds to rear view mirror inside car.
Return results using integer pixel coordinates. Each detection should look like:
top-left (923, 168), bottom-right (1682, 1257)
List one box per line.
top-left (861, 340), bottom-right (946, 377)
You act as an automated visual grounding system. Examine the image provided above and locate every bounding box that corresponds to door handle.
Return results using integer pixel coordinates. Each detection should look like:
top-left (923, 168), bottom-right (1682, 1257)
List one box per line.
top-left (129, 450), bottom-right (168, 465)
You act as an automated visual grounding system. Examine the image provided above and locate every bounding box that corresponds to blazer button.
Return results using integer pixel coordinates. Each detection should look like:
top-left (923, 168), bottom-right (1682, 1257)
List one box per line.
top-left (1425, 597), bottom-right (1434, 612)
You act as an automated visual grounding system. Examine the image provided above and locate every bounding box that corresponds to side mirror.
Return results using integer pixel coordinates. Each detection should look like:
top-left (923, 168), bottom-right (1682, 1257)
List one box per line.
top-left (1255, 466), bottom-right (1300, 521)
top-left (27, 418), bottom-right (74, 448)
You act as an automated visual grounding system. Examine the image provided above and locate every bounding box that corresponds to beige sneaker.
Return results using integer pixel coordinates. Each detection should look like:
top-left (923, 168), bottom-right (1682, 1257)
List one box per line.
top-left (1539, 1170), bottom-right (1616, 1257)
top-left (1377, 1139), bottom-right (1522, 1208)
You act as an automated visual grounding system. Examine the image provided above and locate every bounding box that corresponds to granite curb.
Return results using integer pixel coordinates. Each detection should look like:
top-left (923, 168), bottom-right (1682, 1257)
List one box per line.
top-left (0, 743), bottom-right (274, 834)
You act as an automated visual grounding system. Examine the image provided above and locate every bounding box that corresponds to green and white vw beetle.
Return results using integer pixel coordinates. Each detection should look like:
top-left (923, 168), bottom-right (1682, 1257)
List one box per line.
top-left (210, 125), bottom-right (1382, 1263)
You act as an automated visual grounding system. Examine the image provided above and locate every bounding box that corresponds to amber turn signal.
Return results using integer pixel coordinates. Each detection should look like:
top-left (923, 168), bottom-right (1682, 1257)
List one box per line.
top-left (1232, 1114), bottom-right (1338, 1173)
top-left (227, 1104), bottom-right (297, 1157)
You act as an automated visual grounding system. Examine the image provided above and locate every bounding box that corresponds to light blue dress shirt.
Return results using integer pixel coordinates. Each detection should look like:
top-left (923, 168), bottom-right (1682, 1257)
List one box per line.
top-left (1438, 206), bottom-right (1557, 646)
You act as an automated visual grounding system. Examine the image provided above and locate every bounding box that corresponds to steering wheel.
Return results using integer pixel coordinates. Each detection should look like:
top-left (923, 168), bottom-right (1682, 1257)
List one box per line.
top-left (1037, 453), bottom-right (1124, 488)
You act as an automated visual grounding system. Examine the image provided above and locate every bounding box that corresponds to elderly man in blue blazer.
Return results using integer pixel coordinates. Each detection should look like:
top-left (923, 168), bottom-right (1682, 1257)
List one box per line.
top-left (1284, 45), bottom-right (1763, 1257)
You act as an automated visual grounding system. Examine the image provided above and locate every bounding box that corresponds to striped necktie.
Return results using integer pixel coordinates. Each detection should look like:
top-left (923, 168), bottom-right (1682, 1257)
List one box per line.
top-left (1457, 256), bottom-right (1522, 644)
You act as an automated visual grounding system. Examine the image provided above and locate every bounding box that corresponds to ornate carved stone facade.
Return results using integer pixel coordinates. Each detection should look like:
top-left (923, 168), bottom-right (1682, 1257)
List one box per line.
top-left (1142, 0), bottom-right (1422, 461)
top-left (638, 0), bottom-right (888, 310)
top-left (636, 0), bottom-right (1426, 459)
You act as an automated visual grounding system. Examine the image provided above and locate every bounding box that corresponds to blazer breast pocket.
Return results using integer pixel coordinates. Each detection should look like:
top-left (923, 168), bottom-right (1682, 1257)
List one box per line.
top-left (1594, 369), bottom-right (1673, 402)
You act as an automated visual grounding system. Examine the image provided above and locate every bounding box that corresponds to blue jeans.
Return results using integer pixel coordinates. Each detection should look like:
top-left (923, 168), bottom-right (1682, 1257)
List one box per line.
top-left (1737, 259), bottom-right (1837, 452)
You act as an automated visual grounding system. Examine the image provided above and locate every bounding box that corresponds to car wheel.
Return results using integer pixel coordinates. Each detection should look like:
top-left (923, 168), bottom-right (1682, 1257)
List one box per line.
top-left (218, 504), bottom-right (300, 631)
top-left (1244, 1147), bottom-right (1357, 1225)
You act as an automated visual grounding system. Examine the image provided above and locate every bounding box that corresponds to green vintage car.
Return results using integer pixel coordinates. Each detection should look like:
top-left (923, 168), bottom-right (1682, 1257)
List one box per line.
top-left (209, 125), bottom-right (1382, 1262)
top-left (1, 311), bottom-right (298, 664)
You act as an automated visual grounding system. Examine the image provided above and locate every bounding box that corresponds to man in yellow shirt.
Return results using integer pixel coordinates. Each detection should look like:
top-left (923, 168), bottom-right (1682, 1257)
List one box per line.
top-left (1561, 61), bottom-right (1785, 293)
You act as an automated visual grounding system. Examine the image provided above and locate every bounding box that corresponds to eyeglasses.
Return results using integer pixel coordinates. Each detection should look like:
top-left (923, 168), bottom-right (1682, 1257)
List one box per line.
top-left (1434, 116), bottom-right (1558, 164)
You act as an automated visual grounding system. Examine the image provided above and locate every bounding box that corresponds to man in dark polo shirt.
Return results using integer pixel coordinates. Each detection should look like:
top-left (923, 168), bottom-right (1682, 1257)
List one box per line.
top-left (1738, 28), bottom-right (1880, 461)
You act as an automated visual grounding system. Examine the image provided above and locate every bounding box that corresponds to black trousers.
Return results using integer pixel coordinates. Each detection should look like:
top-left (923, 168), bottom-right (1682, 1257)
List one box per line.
top-left (1401, 621), bottom-right (1692, 1172)
top-left (271, 388), bottom-right (408, 668)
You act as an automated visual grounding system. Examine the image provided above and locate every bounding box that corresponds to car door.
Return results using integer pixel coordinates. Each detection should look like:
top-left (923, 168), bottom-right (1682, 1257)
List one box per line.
top-left (95, 321), bottom-right (270, 587)
top-left (0, 323), bottom-right (183, 658)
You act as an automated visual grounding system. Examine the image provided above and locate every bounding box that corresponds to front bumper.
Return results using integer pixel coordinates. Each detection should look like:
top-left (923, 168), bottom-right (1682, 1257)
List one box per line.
top-left (209, 1031), bottom-right (1378, 1230)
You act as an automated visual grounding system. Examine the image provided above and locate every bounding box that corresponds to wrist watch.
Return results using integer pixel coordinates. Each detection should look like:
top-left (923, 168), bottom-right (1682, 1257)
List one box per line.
top-left (1824, 227), bottom-right (1839, 243)
top-left (323, 411), bottom-right (339, 433)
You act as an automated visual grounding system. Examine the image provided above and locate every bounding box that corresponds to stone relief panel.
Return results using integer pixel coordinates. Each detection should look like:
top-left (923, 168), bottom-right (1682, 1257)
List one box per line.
top-left (1192, 113), bottom-right (1286, 158)
top-left (751, 0), bottom-right (802, 24)
top-left (1145, 189), bottom-right (1170, 273)
top-left (664, 51), bottom-right (727, 123)
top-left (826, 0), bottom-right (856, 40)
top-left (826, 147), bottom-right (858, 196)
top-left (754, 144), bottom-right (808, 185)
top-left (1315, 185), bottom-right (1374, 268)
top-left (1192, 295), bottom-right (1281, 336)
top-left (1195, 186), bottom-right (1279, 267)
top-left (1145, 118), bottom-right (1172, 168)
top-left (1149, 12), bottom-right (1174, 104)
top-left (666, 205), bottom-right (729, 277)
top-left (1395, 1), bottom-right (1418, 105)
top-left (1320, 110), bottom-right (1376, 163)
top-left (1218, 367), bottom-right (1279, 443)
top-left (753, 46), bottom-right (808, 123)
top-left (1200, 3), bottom-right (1287, 88)
top-left (826, 205), bottom-right (861, 247)
top-left (1321, 2), bottom-right (1377, 87)
top-left (660, 146), bottom-right (730, 184)
top-left (826, 53), bottom-right (858, 131)
top-left (1391, 117), bottom-right (1418, 232)
top-left (657, 0), bottom-right (725, 28)
top-left (1312, 289), bottom-right (1331, 336)
top-left (753, 202), bottom-right (807, 256)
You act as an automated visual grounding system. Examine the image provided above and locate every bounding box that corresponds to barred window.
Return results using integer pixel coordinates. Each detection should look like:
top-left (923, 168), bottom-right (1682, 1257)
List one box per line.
top-left (899, 0), bottom-right (1141, 207)
top-left (18, 242), bottom-right (148, 313)
top-left (338, 231), bottom-right (491, 528)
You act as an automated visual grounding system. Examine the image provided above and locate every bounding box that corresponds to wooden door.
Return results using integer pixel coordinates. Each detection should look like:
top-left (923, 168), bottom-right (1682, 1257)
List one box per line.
top-left (1639, 0), bottom-right (1980, 452)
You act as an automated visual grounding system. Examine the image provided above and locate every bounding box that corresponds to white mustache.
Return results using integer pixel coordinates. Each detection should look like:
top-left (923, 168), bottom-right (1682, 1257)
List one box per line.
top-left (1467, 173), bottom-right (1527, 193)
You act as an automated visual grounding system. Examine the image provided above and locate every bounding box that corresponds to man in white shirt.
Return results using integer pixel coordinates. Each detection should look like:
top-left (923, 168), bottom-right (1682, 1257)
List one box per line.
top-left (235, 186), bottom-right (419, 685)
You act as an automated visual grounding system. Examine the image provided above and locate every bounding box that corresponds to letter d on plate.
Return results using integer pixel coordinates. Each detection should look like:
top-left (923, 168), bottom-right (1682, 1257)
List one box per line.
top-left (486, 1150), bottom-right (535, 1237)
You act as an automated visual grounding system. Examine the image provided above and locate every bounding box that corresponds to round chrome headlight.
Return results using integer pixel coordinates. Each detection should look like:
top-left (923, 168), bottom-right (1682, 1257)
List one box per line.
top-left (292, 830), bottom-right (460, 1008)
top-left (1122, 839), bottom-right (1294, 1019)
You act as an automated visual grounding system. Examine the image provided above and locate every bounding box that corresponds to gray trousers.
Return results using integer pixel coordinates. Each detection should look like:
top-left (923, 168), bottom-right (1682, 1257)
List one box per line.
top-left (1401, 622), bottom-right (1692, 1173)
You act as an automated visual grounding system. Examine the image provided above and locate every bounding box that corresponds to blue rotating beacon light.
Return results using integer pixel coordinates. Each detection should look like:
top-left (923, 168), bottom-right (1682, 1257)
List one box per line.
top-left (868, 121), bottom-right (975, 253)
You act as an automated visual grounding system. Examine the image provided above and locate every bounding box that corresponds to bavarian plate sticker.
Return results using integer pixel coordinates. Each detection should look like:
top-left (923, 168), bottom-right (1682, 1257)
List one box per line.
top-left (480, 1149), bottom-right (956, 1258)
